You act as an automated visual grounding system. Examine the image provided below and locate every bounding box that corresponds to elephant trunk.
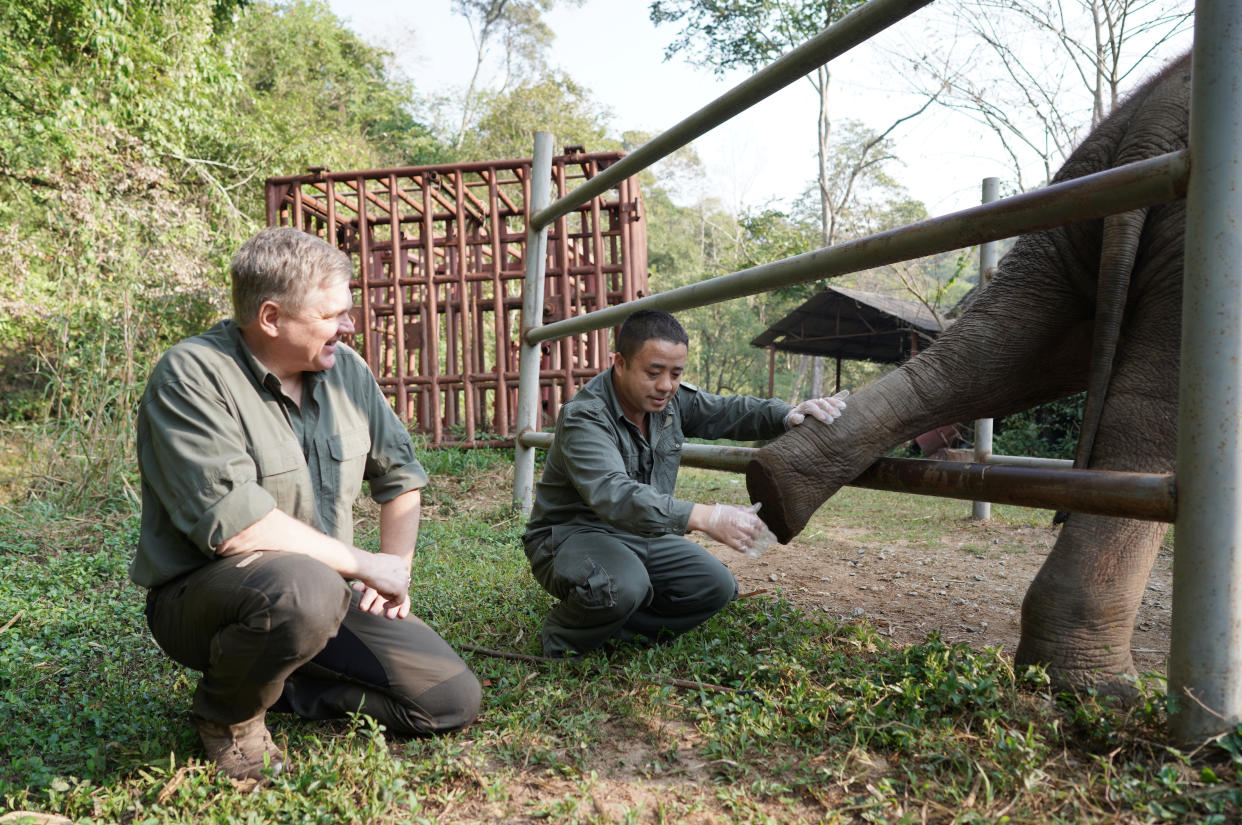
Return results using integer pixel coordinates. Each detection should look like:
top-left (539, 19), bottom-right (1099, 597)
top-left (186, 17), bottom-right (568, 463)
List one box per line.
top-left (749, 244), bottom-right (1097, 543)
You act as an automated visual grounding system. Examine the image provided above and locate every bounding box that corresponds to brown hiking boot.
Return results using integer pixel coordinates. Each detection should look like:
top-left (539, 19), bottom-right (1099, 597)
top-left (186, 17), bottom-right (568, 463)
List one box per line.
top-left (193, 714), bottom-right (285, 780)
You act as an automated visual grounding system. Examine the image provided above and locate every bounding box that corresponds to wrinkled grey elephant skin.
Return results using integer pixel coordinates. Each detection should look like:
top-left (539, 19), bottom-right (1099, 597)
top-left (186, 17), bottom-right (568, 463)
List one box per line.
top-left (747, 53), bottom-right (1191, 698)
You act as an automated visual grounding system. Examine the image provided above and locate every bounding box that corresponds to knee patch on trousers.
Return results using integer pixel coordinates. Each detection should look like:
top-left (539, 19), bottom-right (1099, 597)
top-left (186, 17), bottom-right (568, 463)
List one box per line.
top-left (392, 668), bottom-right (482, 735)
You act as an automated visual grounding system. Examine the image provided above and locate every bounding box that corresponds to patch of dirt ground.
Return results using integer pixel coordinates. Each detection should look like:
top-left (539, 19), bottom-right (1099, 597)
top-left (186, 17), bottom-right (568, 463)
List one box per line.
top-left (703, 516), bottom-right (1173, 676)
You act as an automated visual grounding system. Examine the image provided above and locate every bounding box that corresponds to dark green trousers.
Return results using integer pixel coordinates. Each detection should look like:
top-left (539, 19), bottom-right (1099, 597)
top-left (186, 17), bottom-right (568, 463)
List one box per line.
top-left (144, 551), bottom-right (480, 735)
top-left (527, 528), bottom-right (737, 657)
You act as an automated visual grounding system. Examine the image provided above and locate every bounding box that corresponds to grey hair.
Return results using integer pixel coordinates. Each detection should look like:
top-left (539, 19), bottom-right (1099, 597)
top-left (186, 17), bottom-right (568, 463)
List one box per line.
top-left (230, 227), bottom-right (353, 326)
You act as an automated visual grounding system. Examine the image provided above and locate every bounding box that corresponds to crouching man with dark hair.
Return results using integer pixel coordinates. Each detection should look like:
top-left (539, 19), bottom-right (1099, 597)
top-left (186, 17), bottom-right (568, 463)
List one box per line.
top-left (133, 226), bottom-right (480, 780)
top-left (522, 309), bottom-right (847, 657)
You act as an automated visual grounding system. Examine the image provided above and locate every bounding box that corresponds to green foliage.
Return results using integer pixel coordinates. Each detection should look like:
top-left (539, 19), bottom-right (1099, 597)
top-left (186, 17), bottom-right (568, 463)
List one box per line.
top-left (453, 73), bottom-right (618, 162)
top-left (451, 0), bottom-right (559, 76)
top-left (0, 0), bottom-right (449, 510)
top-left (233, 0), bottom-right (445, 173)
top-left (990, 393), bottom-right (1086, 460)
top-left (649, 0), bottom-right (868, 74)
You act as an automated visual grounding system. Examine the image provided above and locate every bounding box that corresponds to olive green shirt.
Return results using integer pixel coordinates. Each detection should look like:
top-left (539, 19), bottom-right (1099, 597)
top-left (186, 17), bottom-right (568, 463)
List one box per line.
top-left (131, 320), bottom-right (428, 588)
top-left (523, 367), bottom-right (791, 551)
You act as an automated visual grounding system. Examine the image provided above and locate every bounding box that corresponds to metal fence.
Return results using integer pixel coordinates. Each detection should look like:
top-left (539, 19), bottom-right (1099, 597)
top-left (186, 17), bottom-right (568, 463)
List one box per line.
top-left (510, 0), bottom-right (1240, 742)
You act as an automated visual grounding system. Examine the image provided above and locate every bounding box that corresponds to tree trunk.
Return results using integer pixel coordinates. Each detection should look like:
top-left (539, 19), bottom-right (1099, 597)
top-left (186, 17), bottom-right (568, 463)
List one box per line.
top-left (812, 65), bottom-right (833, 403)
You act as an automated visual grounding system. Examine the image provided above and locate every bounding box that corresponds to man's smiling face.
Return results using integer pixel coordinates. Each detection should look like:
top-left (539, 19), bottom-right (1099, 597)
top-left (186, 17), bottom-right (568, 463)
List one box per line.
top-left (275, 278), bottom-right (356, 374)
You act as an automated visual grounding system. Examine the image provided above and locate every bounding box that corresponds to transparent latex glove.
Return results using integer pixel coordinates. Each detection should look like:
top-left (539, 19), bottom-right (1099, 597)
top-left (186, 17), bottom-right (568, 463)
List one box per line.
top-left (785, 389), bottom-right (849, 427)
top-left (707, 502), bottom-right (778, 558)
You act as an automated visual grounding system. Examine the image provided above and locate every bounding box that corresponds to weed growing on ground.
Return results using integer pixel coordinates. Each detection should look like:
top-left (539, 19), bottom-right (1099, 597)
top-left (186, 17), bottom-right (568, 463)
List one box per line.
top-left (0, 451), bottom-right (1239, 822)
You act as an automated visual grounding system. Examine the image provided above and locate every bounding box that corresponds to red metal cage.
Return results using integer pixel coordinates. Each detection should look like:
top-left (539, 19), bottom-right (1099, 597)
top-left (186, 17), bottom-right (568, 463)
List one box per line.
top-left (265, 150), bottom-right (648, 446)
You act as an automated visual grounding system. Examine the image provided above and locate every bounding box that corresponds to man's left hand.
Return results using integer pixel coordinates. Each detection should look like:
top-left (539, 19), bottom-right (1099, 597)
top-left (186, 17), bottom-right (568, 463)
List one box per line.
top-left (785, 390), bottom-right (848, 427)
top-left (352, 580), bottom-right (411, 620)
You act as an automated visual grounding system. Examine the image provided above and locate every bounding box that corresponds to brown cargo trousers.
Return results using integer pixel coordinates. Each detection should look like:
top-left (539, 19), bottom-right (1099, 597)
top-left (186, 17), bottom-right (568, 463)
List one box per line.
top-left (144, 551), bottom-right (480, 735)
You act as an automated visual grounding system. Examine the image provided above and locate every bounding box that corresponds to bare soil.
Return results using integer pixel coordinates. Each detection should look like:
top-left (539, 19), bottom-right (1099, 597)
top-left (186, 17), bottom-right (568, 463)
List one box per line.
top-left (438, 460), bottom-right (1174, 675)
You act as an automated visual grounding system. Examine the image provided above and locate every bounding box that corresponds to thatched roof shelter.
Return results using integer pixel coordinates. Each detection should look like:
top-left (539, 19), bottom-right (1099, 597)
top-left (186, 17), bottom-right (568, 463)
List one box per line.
top-left (751, 285), bottom-right (948, 364)
top-left (751, 286), bottom-right (952, 395)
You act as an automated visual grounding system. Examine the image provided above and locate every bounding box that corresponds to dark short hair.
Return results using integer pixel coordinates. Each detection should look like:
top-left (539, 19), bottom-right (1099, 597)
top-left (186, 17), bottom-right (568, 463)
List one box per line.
top-left (616, 310), bottom-right (689, 360)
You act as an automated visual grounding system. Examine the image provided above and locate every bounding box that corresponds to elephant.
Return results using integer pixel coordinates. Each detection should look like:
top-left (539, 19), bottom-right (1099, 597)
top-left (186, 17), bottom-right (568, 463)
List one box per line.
top-left (746, 52), bottom-right (1192, 698)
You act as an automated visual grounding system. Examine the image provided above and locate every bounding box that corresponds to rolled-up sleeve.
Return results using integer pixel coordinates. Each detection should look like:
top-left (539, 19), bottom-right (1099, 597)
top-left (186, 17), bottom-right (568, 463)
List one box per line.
top-left (139, 378), bottom-right (276, 555)
top-left (558, 408), bottom-right (694, 536)
top-left (361, 377), bottom-right (429, 503)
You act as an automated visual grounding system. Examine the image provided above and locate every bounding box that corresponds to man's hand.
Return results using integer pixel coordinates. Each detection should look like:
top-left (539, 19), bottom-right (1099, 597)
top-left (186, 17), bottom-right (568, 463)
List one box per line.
top-left (785, 389), bottom-right (849, 427)
top-left (690, 502), bottom-right (767, 555)
top-left (354, 551), bottom-right (411, 615)
top-left (352, 580), bottom-right (411, 620)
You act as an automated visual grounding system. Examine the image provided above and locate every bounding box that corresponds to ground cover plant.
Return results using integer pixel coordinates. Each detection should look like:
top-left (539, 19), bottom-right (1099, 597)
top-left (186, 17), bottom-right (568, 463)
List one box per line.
top-left (2, 451), bottom-right (1241, 824)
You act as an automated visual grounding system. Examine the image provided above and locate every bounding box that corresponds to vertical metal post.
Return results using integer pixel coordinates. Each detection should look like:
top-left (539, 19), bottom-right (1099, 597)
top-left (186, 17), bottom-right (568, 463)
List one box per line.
top-left (422, 178), bottom-right (442, 445)
top-left (514, 132), bottom-right (555, 513)
top-left (388, 174), bottom-right (409, 420)
top-left (1169, 5), bottom-right (1242, 743)
top-left (972, 177), bottom-right (1000, 520)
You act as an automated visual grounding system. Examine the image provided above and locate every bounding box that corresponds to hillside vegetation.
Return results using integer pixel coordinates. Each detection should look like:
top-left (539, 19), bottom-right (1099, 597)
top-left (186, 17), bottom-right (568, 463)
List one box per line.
top-left (0, 0), bottom-right (448, 506)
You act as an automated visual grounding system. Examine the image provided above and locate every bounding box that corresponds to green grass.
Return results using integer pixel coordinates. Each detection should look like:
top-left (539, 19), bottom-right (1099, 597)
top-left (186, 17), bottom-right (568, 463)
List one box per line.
top-left (1, 451), bottom-right (1240, 823)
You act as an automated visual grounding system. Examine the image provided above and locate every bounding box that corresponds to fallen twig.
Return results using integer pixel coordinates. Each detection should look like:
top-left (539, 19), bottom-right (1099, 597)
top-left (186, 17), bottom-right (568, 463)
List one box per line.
top-left (0, 610), bottom-right (23, 634)
top-left (459, 644), bottom-right (738, 695)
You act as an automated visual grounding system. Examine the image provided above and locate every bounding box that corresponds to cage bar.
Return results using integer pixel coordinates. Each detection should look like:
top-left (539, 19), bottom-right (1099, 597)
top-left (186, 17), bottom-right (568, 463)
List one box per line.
top-left (265, 151), bottom-right (647, 447)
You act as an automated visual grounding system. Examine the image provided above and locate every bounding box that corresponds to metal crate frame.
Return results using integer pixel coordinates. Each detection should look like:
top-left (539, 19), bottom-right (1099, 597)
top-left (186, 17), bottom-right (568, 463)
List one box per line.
top-left (265, 150), bottom-right (648, 446)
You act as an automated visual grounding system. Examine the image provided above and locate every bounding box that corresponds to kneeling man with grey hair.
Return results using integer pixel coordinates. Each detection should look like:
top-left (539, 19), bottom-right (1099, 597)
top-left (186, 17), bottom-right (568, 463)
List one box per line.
top-left (133, 227), bottom-right (480, 780)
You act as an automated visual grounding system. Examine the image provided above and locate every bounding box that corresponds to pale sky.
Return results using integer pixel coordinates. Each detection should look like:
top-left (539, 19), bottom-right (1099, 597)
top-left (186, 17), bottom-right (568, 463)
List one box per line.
top-left (324, 0), bottom-right (1189, 216)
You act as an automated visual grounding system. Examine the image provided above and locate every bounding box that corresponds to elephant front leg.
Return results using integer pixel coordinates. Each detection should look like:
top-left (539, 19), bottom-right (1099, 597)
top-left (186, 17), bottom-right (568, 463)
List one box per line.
top-left (1017, 267), bottom-right (1179, 699)
top-left (1015, 514), bottom-right (1168, 699)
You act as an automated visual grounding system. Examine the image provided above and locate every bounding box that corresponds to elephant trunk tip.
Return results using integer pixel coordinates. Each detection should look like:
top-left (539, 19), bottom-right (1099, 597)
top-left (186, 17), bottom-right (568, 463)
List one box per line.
top-left (746, 455), bottom-right (802, 545)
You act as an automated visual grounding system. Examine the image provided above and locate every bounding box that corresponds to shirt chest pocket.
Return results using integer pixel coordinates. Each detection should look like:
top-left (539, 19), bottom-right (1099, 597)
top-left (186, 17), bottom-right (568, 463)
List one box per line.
top-left (653, 436), bottom-right (683, 492)
top-left (253, 442), bottom-right (306, 504)
top-left (328, 428), bottom-right (371, 494)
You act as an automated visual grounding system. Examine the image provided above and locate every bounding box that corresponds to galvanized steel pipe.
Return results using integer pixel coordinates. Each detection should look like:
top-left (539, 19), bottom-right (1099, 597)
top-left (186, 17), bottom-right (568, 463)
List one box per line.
top-left (526, 151), bottom-right (1190, 346)
top-left (973, 176), bottom-right (1001, 520)
top-left (512, 133), bottom-right (555, 514)
top-left (1169, 0), bottom-right (1242, 744)
top-left (517, 432), bottom-right (1174, 521)
top-left (984, 454), bottom-right (1073, 469)
top-left (529, 0), bottom-right (935, 232)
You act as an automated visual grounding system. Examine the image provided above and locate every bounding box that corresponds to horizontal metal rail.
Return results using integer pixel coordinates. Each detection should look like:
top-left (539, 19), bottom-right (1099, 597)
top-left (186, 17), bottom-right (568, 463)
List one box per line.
top-left (530, 0), bottom-right (934, 232)
top-left (983, 454), bottom-right (1074, 468)
top-left (526, 150), bottom-right (1189, 346)
top-left (517, 432), bottom-right (1175, 522)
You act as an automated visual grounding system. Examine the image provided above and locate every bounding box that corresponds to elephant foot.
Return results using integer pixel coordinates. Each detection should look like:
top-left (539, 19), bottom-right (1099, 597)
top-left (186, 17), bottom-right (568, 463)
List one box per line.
top-left (1015, 643), bottom-right (1142, 704)
top-left (746, 450), bottom-right (816, 544)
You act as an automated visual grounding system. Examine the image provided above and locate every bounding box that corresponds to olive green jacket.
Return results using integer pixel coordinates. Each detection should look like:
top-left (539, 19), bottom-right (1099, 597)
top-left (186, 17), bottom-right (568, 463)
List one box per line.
top-left (523, 367), bottom-right (791, 553)
top-left (131, 320), bottom-right (427, 588)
